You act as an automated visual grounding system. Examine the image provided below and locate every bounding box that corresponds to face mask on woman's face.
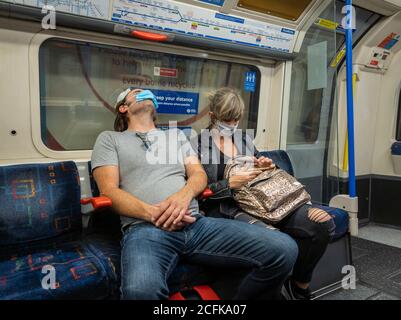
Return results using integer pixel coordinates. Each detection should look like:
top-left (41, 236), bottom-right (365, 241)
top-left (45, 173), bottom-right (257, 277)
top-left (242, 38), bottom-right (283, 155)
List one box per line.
top-left (216, 120), bottom-right (239, 136)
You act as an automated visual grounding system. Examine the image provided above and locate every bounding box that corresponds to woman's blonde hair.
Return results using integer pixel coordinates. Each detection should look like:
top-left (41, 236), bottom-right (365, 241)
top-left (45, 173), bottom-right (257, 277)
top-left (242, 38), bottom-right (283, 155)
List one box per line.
top-left (208, 87), bottom-right (245, 124)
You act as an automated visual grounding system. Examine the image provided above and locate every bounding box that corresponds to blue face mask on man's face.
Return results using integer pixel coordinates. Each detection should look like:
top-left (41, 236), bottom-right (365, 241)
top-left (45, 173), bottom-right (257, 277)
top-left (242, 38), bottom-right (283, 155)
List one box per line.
top-left (135, 90), bottom-right (159, 109)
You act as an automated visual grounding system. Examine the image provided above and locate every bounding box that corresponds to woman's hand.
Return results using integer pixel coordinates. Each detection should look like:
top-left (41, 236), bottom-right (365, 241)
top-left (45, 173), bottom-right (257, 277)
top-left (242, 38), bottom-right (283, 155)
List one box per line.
top-left (254, 156), bottom-right (276, 170)
top-left (229, 170), bottom-right (262, 190)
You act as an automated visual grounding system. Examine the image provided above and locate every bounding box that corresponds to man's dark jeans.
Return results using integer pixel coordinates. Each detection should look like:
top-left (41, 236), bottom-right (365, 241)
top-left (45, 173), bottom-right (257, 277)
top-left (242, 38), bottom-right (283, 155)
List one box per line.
top-left (120, 215), bottom-right (298, 300)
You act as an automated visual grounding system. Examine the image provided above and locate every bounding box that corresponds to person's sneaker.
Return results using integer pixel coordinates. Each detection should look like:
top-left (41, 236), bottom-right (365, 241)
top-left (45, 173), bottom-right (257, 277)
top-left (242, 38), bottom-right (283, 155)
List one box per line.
top-left (283, 279), bottom-right (316, 300)
top-left (281, 282), bottom-right (292, 300)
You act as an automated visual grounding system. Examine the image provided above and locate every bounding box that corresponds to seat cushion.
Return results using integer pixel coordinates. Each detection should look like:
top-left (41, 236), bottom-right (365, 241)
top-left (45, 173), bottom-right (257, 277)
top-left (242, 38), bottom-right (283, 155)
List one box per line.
top-left (0, 162), bottom-right (82, 246)
top-left (312, 205), bottom-right (349, 241)
top-left (0, 235), bottom-right (120, 300)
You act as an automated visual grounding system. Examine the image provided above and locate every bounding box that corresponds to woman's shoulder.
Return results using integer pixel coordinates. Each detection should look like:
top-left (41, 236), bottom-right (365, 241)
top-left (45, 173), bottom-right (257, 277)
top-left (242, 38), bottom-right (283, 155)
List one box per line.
top-left (190, 129), bottom-right (212, 146)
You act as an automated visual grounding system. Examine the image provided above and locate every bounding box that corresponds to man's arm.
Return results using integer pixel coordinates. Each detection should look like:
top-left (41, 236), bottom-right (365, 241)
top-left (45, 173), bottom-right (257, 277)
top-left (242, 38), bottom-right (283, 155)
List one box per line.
top-left (154, 155), bottom-right (207, 229)
top-left (93, 165), bottom-right (159, 223)
top-left (181, 155), bottom-right (209, 200)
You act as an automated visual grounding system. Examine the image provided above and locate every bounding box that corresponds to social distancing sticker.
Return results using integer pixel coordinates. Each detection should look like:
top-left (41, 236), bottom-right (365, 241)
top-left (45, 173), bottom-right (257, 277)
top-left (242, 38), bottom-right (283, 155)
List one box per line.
top-left (315, 18), bottom-right (339, 31)
top-left (153, 90), bottom-right (199, 115)
top-left (331, 48), bottom-right (346, 68)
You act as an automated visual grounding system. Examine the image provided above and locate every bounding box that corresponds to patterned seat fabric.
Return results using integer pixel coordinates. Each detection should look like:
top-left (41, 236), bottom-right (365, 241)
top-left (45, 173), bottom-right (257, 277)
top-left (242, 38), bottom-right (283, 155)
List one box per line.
top-left (0, 162), bottom-right (120, 300)
top-left (0, 162), bottom-right (81, 245)
top-left (0, 235), bottom-right (120, 300)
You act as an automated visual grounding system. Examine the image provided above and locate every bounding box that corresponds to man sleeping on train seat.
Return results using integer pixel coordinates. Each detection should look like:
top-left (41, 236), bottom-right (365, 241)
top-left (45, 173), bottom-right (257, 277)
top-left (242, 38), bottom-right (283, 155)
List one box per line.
top-left (91, 87), bottom-right (298, 300)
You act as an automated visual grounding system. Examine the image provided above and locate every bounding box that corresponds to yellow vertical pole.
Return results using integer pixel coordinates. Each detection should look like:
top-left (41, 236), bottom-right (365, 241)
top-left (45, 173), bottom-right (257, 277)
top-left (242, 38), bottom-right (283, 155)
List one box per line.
top-left (342, 73), bottom-right (357, 171)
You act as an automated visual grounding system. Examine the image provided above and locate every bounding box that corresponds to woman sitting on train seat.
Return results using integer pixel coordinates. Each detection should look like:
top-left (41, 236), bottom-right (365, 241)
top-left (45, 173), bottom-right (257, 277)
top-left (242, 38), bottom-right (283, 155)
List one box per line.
top-left (192, 87), bottom-right (336, 300)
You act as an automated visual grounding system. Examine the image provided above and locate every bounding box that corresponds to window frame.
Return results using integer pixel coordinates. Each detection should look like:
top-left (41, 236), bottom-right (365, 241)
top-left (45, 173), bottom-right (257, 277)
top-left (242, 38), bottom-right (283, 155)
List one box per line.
top-left (30, 31), bottom-right (266, 159)
top-left (396, 86), bottom-right (401, 142)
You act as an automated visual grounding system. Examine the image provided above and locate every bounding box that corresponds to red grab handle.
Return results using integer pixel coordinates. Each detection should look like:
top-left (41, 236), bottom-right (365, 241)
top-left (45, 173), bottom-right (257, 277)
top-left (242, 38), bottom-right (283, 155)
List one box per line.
top-left (131, 30), bottom-right (168, 42)
top-left (200, 188), bottom-right (214, 200)
top-left (80, 196), bottom-right (112, 209)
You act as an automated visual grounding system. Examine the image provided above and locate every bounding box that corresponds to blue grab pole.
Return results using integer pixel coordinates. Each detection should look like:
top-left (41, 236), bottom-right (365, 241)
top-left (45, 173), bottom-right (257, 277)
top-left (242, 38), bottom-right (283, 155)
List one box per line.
top-left (345, 0), bottom-right (357, 198)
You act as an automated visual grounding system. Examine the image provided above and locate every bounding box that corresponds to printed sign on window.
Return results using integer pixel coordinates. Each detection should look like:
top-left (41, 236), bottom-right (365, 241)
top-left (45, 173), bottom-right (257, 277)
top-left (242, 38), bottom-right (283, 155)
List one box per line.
top-left (153, 90), bottom-right (199, 115)
top-left (244, 71), bottom-right (257, 92)
top-left (154, 67), bottom-right (178, 78)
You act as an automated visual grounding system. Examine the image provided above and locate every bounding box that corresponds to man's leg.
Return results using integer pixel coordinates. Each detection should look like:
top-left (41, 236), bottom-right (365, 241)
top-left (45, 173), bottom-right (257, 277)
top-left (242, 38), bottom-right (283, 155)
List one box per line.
top-left (184, 216), bottom-right (298, 300)
top-left (120, 223), bottom-right (184, 300)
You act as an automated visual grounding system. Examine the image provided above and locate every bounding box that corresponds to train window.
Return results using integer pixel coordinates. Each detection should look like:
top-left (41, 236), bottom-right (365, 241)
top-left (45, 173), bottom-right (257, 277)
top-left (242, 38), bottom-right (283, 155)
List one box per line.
top-left (397, 88), bottom-right (401, 141)
top-left (39, 39), bottom-right (260, 151)
top-left (287, 29), bottom-right (340, 145)
top-left (287, 1), bottom-right (381, 145)
top-left (237, 0), bottom-right (313, 21)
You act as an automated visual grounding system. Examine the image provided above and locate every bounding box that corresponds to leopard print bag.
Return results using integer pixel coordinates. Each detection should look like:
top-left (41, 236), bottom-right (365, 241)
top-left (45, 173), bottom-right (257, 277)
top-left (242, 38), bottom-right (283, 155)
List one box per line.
top-left (224, 156), bottom-right (311, 224)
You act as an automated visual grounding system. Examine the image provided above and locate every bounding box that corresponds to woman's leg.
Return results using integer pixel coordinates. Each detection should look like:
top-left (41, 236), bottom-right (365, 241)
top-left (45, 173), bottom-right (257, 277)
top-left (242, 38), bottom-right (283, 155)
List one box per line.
top-left (277, 205), bottom-right (335, 292)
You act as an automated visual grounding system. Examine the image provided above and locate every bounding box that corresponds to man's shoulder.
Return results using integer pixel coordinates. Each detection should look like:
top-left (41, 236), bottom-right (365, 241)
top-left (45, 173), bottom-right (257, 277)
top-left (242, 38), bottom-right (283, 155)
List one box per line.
top-left (93, 131), bottom-right (125, 149)
top-left (96, 130), bottom-right (123, 141)
top-left (99, 130), bottom-right (121, 136)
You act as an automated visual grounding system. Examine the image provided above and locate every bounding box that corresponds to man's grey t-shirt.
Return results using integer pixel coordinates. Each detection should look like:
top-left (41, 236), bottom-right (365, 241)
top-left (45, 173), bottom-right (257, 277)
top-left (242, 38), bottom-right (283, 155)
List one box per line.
top-left (91, 129), bottom-right (199, 229)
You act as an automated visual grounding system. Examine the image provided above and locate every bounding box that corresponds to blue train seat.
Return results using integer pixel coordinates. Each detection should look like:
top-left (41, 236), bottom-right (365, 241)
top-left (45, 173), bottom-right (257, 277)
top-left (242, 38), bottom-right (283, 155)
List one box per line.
top-left (391, 141), bottom-right (401, 155)
top-left (0, 162), bottom-right (120, 300)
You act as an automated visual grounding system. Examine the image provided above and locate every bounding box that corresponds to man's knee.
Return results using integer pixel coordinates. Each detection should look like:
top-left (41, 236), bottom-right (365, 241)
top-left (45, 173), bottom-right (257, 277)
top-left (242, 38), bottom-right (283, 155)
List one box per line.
top-left (261, 232), bottom-right (298, 275)
top-left (277, 234), bottom-right (299, 273)
top-left (121, 282), bottom-right (169, 300)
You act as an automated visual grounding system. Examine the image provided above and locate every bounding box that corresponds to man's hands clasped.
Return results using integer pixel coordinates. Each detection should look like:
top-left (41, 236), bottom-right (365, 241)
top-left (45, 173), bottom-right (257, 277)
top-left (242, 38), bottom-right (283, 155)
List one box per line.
top-left (145, 189), bottom-right (196, 232)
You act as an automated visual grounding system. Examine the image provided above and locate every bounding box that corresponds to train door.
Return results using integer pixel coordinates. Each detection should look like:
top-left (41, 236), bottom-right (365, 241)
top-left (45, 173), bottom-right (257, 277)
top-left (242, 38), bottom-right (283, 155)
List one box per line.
top-left (283, 0), bottom-right (381, 207)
